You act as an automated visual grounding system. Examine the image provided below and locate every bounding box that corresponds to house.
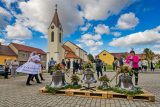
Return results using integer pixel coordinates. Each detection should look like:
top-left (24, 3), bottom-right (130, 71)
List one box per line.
top-left (111, 52), bottom-right (128, 59)
top-left (98, 50), bottom-right (114, 65)
top-left (63, 41), bottom-right (88, 61)
top-left (47, 5), bottom-right (88, 63)
top-left (9, 43), bottom-right (46, 67)
top-left (0, 43), bottom-right (17, 65)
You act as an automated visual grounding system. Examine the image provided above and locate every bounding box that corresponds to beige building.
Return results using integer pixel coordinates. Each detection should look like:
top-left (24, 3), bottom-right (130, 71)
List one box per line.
top-left (47, 6), bottom-right (88, 63)
top-left (9, 43), bottom-right (46, 67)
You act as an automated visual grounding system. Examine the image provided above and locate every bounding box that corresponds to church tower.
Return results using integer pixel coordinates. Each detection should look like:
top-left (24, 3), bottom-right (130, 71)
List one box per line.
top-left (48, 4), bottom-right (63, 63)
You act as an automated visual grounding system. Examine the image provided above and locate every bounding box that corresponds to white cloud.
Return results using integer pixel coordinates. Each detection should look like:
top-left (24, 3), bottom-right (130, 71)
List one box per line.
top-left (12, 40), bottom-right (25, 44)
top-left (16, 0), bottom-right (83, 35)
top-left (94, 24), bottom-right (110, 35)
top-left (0, 7), bottom-right (12, 28)
top-left (6, 23), bottom-right (32, 40)
top-left (40, 35), bottom-right (48, 39)
top-left (116, 12), bottom-right (139, 30)
top-left (78, 33), bottom-right (103, 53)
top-left (80, 23), bottom-right (92, 32)
top-left (76, 0), bottom-right (134, 20)
top-left (2, 0), bottom-right (17, 8)
top-left (112, 32), bottom-right (121, 37)
top-left (81, 34), bottom-right (101, 40)
top-left (0, 38), bottom-right (6, 44)
top-left (153, 45), bottom-right (160, 48)
top-left (109, 25), bottom-right (160, 47)
top-left (76, 44), bottom-right (83, 48)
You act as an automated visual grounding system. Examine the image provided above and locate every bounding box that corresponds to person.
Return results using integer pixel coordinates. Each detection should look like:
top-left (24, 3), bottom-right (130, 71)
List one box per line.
top-left (4, 59), bottom-right (10, 79)
top-left (75, 60), bottom-right (79, 73)
top-left (138, 59), bottom-right (143, 72)
top-left (66, 59), bottom-right (71, 70)
top-left (73, 60), bottom-right (76, 74)
top-left (78, 59), bottom-right (83, 74)
top-left (61, 59), bottom-right (66, 68)
top-left (48, 57), bottom-right (56, 75)
top-left (151, 60), bottom-right (155, 72)
top-left (119, 57), bottom-right (124, 67)
top-left (11, 59), bottom-right (19, 78)
top-left (103, 62), bottom-right (106, 72)
top-left (126, 50), bottom-right (139, 85)
top-left (31, 54), bottom-right (45, 81)
top-left (16, 51), bottom-right (41, 85)
top-left (142, 59), bottom-right (148, 72)
top-left (113, 58), bottom-right (119, 71)
top-left (95, 56), bottom-right (103, 78)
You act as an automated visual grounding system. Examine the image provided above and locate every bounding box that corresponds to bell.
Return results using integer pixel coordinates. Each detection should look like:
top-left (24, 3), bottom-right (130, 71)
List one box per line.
top-left (118, 73), bottom-right (134, 90)
top-left (50, 70), bottom-right (66, 88)
top-left (81, 68), bottom-right (97, 91)
top-left (81, 68), bottom-right (97, 83)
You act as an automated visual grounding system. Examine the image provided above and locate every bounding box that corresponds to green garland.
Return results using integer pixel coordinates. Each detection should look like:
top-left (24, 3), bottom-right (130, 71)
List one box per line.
top-left (98, 86), bottom-right (144, 96)
top-left (45, 84), bottom-right (82, 94)
top-left (112, 87), bottom-right (144, 96)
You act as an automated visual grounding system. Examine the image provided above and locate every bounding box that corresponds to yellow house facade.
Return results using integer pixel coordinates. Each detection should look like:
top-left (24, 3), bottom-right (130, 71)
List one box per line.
top-left (0, 44), bottom-right (17, 65)
top-left (98, 50), bottom-right (114, 65)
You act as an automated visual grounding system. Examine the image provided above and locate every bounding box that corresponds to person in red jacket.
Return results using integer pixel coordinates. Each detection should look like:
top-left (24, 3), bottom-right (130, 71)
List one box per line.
top-left (126, 50), bottom-right (139, 85)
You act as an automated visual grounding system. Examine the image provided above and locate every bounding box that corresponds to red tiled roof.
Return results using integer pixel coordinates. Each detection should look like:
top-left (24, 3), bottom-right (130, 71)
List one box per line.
top-left (111, 52), bottom-right (128, 58)
top-left (0, 45), bottom-right (17, 56)
top-left (52, 10), bottom-right (61, 27)
top-left (65, 52), bottom-right (79, 59)
top-left (11, 43), bottom-right (46, 55)
top-left (62, 45), bottom-right (73, 52)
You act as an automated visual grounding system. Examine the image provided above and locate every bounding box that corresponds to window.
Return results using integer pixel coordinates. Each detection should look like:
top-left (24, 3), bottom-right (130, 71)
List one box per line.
top-left (103, 54), bottom-right (106, 56)
top-left (51, 31), bottom-right (54, 42)
top-left (59, 33), bottom-right (61, 43)
top-left (51, 26), bottom-right (54, 29)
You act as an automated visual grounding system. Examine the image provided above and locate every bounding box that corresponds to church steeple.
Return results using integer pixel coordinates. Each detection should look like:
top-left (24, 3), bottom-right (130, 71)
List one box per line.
top-left (51, 4), bottom-right (61, 27)
top-left (48, 4), bottom-right (63, 63)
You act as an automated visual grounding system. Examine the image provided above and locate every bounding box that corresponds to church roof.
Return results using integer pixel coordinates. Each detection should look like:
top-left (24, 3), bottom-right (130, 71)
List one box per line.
top-left (62, 45), bottom-right (73, 52)
top-left (51, 7), bottom-right (61, 27)
top-left (65, 52), bottom-right (79, 59)
top-left (11, 43), bottom-right (46, 55)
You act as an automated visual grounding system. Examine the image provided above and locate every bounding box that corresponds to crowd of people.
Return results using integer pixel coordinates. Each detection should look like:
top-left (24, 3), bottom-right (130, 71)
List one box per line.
top-left (3, 52), bottom-right (45, 86)
top-left (2, 50), bottom-right (157, 86)
top-left (4, 59), bottom-right (19, 79)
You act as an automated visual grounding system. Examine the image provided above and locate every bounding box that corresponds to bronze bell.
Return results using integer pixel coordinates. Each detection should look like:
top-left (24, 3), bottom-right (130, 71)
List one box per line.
top-left (118, 73), bottom-right (134, 90)
top-left (50, 70), bottom-right (66, 88)
top-left (81, 68), bottom-right (97, 83)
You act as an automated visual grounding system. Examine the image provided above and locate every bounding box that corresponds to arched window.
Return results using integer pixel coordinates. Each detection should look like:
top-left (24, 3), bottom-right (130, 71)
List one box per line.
top-left (59, 33), bottom-right (61, 43)
top-left (51, 31), bottom-right (54, 42)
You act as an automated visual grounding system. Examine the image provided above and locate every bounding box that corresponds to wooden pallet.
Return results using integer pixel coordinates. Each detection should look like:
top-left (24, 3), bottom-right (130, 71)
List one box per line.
top-left (107, 89), bottom-right (155, 102)
top-left (39, 87), bottom-right (155, 102)
top-left (39, 87), bottom-right (108, 98)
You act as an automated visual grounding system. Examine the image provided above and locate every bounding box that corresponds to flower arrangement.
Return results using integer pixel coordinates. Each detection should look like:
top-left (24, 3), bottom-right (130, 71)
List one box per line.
top-left (111, 64), bottom-right (132, 82)
top-left (98, 75), bottom-right (111, 91)
top-left (71, 74), bottom-right (80, 85)
top-left (51, 63), bottom-right (63, 73)
top-left (83, 62), bottom-right (93, 69)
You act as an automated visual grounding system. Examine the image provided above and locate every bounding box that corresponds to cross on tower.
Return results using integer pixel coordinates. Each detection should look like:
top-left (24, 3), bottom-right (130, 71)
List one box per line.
top-left (55, 4), bottom-right (58, 11)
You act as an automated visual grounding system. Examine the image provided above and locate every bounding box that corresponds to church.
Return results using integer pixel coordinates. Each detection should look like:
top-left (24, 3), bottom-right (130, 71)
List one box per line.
top-left (47, 6), bottom-right (88, 63)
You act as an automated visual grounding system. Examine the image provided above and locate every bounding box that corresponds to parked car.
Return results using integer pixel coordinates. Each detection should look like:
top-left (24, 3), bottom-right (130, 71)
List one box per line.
top-left (0, 65), bottom-right (5, 76)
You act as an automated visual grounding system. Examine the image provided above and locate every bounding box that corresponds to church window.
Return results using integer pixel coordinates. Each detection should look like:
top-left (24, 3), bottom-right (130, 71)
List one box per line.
top-left (59, 33), bottom-right (61, 43)
top-left (51, 32), bottom-right (54, 42)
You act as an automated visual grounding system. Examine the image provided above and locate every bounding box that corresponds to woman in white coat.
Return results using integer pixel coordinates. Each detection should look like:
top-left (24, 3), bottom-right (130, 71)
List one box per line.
top-left (16, 51), bottom-right (41, 85)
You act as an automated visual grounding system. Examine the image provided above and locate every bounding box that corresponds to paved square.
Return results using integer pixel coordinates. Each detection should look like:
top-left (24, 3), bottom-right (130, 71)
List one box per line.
top-left (0, 71), bottom-right (160, 107)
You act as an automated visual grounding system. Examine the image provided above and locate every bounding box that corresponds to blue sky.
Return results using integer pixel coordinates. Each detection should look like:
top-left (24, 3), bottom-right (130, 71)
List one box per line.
top-left (0, 0), bottom-right (160, 55)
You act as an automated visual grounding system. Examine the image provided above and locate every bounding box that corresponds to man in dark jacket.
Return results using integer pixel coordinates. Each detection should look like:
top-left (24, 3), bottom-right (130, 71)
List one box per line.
top-left (95, 56), bottom-right (103, 78)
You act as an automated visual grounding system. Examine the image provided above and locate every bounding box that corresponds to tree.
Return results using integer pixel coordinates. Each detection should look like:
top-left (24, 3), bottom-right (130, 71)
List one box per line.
top-left (88, 54), bottom-right (94, 62)
top-left (143, 48), bottom-right (155, 61)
